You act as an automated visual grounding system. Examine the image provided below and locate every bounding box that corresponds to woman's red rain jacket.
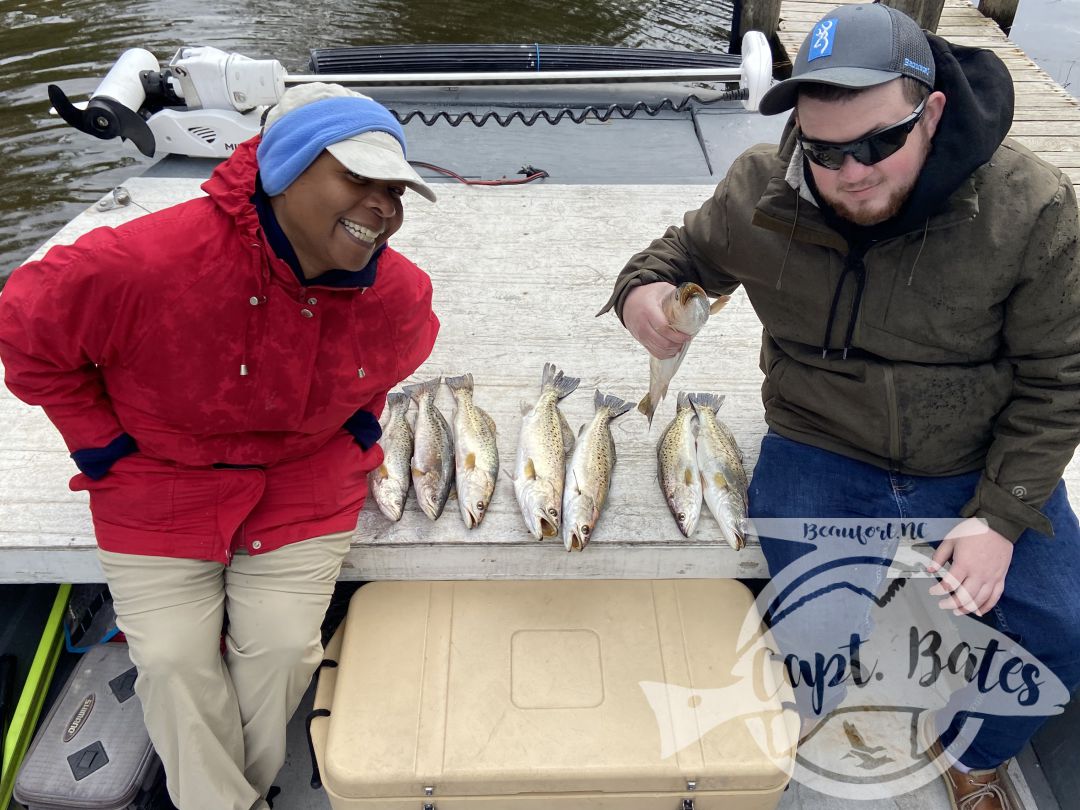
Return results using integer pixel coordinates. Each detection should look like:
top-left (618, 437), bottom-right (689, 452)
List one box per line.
top-left (0, 138), bottom-right (439, 563)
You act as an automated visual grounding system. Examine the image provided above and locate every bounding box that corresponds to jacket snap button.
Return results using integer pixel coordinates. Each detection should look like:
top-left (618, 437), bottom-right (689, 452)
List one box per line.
top-left (307, 297), bottom-right (318, 305)
top-left (300, 308), bottom-right (314, 318)
top-left (249, 296), bottom-right (260, 306)
top-left (251, 540), bottom-right (263, 550)
top-left (358, 368), bottom-right (366, 379)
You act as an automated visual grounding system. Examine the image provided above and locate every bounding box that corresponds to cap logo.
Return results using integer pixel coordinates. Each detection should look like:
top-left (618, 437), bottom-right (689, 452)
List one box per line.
top-left (808, 19), bottom-right (837, 61)
top-left (903, 57), bottom-right (931, 77)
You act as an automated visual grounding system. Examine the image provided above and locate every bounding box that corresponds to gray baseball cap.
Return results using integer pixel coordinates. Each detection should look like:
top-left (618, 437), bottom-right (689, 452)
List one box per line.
top-left (759, 3), bottom-right (935, 116)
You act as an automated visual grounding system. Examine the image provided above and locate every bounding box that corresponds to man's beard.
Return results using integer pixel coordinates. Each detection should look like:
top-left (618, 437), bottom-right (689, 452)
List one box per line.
top-left (822, 171), bottom-right (919, 226)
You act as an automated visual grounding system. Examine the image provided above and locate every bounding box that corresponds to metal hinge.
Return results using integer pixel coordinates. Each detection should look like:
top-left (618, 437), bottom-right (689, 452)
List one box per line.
top-left (682, 800), bottom-right (695, 810)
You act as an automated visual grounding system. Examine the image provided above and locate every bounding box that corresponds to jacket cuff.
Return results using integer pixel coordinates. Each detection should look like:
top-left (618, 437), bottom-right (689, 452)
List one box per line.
top-left (344, 409), bottom-right (382, 451)
top-left (959, 475), bottom-right (1055, 542)
top-left (595, 271), bottom-right (666, 324)
top-left (71, 433), bottom-right (137, 480)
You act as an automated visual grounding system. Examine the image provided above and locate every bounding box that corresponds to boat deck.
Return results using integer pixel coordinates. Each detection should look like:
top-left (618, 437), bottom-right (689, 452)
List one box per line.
top-left (777, 0), bottom-right (1080, 200)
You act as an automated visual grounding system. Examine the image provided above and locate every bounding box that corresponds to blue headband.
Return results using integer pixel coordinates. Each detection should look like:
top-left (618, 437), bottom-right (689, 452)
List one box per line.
top-left (257, 97), bottom-right (408, 195)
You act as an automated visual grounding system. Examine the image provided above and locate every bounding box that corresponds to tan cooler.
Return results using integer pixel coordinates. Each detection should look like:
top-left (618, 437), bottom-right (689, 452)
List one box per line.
top-left (311, 579), bottom-right (796, 809)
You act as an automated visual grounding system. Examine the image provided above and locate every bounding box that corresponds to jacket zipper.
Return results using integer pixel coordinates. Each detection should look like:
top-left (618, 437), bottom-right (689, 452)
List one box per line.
top-left (883, 364), bottom-right (901, 471)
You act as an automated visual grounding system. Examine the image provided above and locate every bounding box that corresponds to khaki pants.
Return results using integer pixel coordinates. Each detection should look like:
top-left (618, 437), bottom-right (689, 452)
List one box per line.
top-left (98, 531), bottom-right (353, 810)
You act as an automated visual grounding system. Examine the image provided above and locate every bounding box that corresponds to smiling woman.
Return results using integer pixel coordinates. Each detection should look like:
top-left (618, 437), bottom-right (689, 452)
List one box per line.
top-left (0, 83), bottom-right (440, 810)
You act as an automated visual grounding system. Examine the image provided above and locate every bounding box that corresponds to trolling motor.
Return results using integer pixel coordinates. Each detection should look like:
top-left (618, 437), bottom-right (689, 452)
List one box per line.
top-left (48, 35), bottom-right (774, 159)
top-left (48, 47), bottom-right (287, 158)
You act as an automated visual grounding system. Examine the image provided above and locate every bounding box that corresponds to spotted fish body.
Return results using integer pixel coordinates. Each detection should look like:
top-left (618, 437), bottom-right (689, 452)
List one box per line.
top-left (657, 391), bottom-right (702, 537)
top-left (690, 393), bottom-right (748, 550)
top-left (403, 377), bottom-right (454, 521)
top-left (514, 363), bottom-right (580, 539)
top-left (367, 392), bottom-right (413, 522)
top-left (445, 373), bottom-right (499, 530)
top-left (639, 284), bottom-right (730, 426)
top-left (562, 390), bottom-right (633, 552)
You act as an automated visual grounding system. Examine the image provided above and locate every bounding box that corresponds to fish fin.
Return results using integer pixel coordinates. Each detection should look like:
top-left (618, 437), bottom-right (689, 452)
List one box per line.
top-left (411, 465), bottom-right (424, 478)
top-left (668, 341), bottom-right (692, 382)
top-left (637, 392), bottom-right (657, 426)
top-left (385, 391), bottom-right (410, 412)
top-left (676, 391), bottom-right (691, 410)
top-left (402, 376), bottom-right (441, 402)
top-left (524, 458), bottom-right (536, 480)
top-left (543, 363), bottom-right (581, 400)
top-left (688, 392), bottom-right (725, 414)
top-left (578, 422), bottom-right (588, 438)
top-left (559, 408), bottom-right (575, 454)
top-left (481, 408), bottom-right (497, 436)
top-left (709, 294), bottom-right (732, 315)
top-left (713, 470), bottom-right (731, 489)
top-left (684, 466), bottom-right (694, 486)
top-left (596, 390), bottom-right (633, 419)
top-left (464, 452), bottom-right (476, 471)
top-left (372, 464), bottom-right (389, 481)
top-left (444, 373), bottom-right (474, 394)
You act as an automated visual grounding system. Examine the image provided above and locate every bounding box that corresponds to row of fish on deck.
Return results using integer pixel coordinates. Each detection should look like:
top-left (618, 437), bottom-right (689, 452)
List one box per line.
top-left (367, 282), bottom-right (747, 551)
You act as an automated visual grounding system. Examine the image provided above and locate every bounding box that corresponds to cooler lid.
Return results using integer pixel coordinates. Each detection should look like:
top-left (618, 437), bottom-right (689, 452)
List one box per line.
top-left (324, 579), bottom-right (796, 799)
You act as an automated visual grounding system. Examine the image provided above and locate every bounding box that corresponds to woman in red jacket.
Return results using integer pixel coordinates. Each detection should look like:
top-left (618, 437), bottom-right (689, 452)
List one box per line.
top-left (0, 83), bottom-right (439, 810)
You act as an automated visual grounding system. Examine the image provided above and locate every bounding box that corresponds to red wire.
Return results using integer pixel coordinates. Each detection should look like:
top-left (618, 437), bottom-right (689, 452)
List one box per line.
top-left (409, 160), bottom-right (549, 186)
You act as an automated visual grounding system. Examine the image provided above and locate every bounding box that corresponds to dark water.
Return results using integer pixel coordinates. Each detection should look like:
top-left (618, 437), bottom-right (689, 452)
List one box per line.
top-left (1, 0), bottom-right (1075, 278)
top-left (0, 0), bottom-right (738, 278)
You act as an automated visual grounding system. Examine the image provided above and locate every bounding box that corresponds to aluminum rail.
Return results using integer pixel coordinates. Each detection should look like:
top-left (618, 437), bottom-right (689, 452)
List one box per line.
top-left (285, 67), bottom-right (745, 87)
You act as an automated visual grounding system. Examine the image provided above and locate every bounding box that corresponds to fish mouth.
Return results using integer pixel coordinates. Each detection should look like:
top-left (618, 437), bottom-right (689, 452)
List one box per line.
top-left (539, 516), bottom-right (558, 538)
top-left (565, 527), bottom-right (590, 552)
top-left (678, 283), bottom-right (706, 305)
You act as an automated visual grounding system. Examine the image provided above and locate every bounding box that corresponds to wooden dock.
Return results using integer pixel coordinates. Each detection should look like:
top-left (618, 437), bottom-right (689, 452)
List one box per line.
top-left (777, 0), bottom-right (1080, 199)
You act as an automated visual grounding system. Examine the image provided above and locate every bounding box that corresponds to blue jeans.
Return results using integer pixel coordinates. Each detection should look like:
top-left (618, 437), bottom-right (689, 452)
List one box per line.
top-left (749, 431), bottom-right (1080, 769)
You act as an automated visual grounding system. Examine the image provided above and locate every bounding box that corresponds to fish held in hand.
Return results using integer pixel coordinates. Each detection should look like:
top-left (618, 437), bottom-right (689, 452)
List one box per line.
top-left (562, 390), bottom-right (633, 552)
top-left (690, 393), bottom-right (748, 550)
top-left (514, 362), bottom-right (580, 539)
top-left (404, 376), bottom-right (455, 521)
top-left (445, 373), bottom-right (499, 529)
top-left (367, 392), bottom-right (413, 522)
top-left (639, 284), bottom-right (729, 426)
top-left (657, 391), bottom-right (702, 537)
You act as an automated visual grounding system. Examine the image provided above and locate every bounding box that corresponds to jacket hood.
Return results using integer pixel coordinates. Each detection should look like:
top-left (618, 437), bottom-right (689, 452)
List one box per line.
top-left (776, 34), bottom-right (1015, 242)
top-left (201, 137), bottom-right (264, 243)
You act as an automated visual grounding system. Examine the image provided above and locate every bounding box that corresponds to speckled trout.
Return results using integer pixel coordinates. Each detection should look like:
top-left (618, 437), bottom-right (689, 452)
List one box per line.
top-left (562, 390), bottom-right (633, 552)
top-left (445, 373), bottom-right (499, 530)
top-left (690, 393), bottom-right (748, 550)
top-left (639, 283), bottom-right (730, 426)
top-left (514, 362), bottom-right (580, 539)
top-left (367, 392), bottom-right (413, 522)
top-left (403, 376), bottom-right (454, 521)
top-left (657, 391), bottom-right (702, 537)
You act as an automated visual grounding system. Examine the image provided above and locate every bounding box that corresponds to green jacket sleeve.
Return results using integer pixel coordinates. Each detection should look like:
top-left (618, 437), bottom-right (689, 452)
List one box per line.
top-left (960, 174), bottom-right (1080, 541)
top-left (597, 179), bottom-right (742, 323)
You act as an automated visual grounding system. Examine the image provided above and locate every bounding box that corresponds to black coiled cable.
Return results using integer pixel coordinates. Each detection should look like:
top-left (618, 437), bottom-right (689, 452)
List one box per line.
top-left (389, 88), bottom-right (748, 128)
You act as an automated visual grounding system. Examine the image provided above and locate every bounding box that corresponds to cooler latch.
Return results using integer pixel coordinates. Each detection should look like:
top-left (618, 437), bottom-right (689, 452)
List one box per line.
top-left (682, 801), bottom-right (695, 810)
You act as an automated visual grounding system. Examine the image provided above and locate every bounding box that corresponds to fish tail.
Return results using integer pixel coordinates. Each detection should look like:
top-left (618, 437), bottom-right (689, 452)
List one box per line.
top-left (385, 391), bottom-right (410, 412)
top-left (444, 373), bottom-right (474, 395)
top-left (595, 389), bottom-right (633, 419)
top-left (676, 391), bottom-right (692, 410)
top-left (542, 362), bottom-right (580, 400)
top-left (402, 376), bottom-right (441, 402)
top-left (688, 392), bottom-right (725, 414)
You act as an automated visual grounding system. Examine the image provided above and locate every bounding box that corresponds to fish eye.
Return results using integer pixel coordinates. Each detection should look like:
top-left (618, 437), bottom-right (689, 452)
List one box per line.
top-left (548, 508), bottom-right (559, 517)
top-left (476, 501), bottom-right (485, 511)
top-left (581, 526), bottom-right (590, 536)
top-left (677, 512), bottom-right (686, 521)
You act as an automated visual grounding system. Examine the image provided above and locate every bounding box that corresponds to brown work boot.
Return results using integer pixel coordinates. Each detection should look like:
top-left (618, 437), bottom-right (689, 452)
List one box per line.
top-left (920, 712), bottom-right (1015, 810)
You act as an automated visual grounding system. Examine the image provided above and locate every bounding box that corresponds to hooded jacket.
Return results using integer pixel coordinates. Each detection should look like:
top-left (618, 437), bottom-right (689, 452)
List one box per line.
top-left (0, 138), bottom-right (439, 562)
top-left (601, 36), bottom-right (1080, 542)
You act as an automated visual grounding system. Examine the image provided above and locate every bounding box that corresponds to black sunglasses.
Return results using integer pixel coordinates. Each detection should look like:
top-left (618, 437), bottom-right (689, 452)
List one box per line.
top-left (799, 99), bottom-right (928, 171)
